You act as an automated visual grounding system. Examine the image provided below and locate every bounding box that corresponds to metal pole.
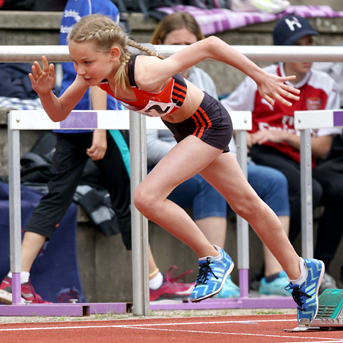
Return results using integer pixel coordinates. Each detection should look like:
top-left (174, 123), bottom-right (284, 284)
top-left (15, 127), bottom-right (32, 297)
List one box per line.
top-left (235, 130), bottom-right (249, 297)
top-left (8, 112), bottom-right (22, 304)
top-left (300, 129), bottom-right (313, 259)
top-left (0, 45), bottom-right (342, 63)
top-left (129, 110), bottom-right (150, 316)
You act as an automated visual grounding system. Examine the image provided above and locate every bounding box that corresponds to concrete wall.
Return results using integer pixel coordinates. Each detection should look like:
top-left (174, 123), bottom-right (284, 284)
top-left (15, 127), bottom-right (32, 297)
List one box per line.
top-left (0, 9), bottom-right (343, 302)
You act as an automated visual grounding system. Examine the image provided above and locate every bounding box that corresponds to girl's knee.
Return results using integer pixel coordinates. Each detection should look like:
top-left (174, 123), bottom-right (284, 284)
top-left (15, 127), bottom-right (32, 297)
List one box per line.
top-left (230, 194), bottom-right (261, 218)
top-left (133, 183), bottom-right (160, 216)
top-left (133, 184), bottom-right (149, 213)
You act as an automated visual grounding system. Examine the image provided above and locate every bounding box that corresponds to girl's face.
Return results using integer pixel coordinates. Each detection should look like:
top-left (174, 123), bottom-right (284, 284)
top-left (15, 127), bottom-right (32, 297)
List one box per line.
top-left (162, 28), bottom-right (198, 79)
top-left (69, 40), bottom-right (118, 85)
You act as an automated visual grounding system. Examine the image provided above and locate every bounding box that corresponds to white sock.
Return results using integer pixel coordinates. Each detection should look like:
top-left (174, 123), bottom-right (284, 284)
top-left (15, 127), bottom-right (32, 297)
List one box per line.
top-left (199, 245), bottom-right (222, 261)
top-left (149, 271), bottom-right (163, 290)
top-left (289, 258), bottom-right (308, 285)
top-left (6, 271), bottom-right (30, 284)
top-left (21, 272), bottom-right (30, 284)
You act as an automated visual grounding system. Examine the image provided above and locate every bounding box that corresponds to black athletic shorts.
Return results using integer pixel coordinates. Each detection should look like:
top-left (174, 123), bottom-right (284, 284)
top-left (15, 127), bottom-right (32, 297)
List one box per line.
top-left (162, 92), bottom-right (233, 152)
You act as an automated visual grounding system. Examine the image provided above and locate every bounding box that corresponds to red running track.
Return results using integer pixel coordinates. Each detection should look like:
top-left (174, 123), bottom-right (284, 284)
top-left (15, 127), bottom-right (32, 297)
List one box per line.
top-left (0, 314), bottom-right (343, 343)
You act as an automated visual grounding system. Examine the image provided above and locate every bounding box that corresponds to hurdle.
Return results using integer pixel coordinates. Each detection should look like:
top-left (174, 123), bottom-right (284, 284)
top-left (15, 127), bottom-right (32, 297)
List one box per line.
top-left (294, 109), bottom-right (343, 259)
top-left (2, 44), bottom-right (342, 316)
top-left (293, 110), bottom-right (343, 330)
top-left (4, 108), bottom-right (293, 316)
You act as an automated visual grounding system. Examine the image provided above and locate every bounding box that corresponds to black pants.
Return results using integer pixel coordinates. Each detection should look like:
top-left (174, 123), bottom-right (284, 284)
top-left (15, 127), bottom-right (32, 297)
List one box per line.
top-left (24, 131), bottom-right (132, 250)
top-left (250, 144), bottom-right (343, 271)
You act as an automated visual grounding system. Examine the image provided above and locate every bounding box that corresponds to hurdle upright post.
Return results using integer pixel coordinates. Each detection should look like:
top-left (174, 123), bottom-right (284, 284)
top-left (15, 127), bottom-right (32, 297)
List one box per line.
top-left (130, 110), bottom-right (150, 316)
top-left (233, 112), bottom-right (251, 298)
top-left (7, 115), bottom-right (22, 304)
top-left (300, 129), bottom-right (313, 259)
top-left (235, 130), bottom-right (249, 297)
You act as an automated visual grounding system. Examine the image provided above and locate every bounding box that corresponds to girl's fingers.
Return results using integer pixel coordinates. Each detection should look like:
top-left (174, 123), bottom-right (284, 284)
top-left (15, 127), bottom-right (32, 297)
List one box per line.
top-left (42, 56), bottom-right (49, 73)
top-left (49, 63), bottom-right (55, 74)
top-left (275, 93), bottom-right (292, 107)
top-left (28, 73), bottom-right (35, 84)
top-left (263, 94), bottom-right (275, 106)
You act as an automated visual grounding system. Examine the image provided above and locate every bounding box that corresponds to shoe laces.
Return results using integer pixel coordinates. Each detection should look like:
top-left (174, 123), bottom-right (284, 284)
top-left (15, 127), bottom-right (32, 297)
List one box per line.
top-left (24, 280), bottom-right (45, 303)
top-left (285, 283), bottom-right (311, 311)
top-left (195, 257), bottom-right (218, 286)
top-left (164, 266), bottom-right (193, 284)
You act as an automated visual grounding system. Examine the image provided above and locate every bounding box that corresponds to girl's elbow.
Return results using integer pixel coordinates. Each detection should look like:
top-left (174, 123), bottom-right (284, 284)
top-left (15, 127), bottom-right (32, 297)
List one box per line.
top-left (205, 36), bottom-right (221, 49)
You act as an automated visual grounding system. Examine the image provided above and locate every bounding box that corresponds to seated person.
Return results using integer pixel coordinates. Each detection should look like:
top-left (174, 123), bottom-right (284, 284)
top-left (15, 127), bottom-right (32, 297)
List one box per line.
top-left (0, 0), bottom-right (194, 305)
top-left (221, 15), bottom-right (343, 293)
top-left (150, 12), bottom-right (292, 296)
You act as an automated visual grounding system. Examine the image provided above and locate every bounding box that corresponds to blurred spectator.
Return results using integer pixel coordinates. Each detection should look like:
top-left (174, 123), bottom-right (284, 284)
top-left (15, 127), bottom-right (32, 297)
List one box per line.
top-left (221, 15), bottom-right (343, 293)
top-left (150, 11), bottom-right (293, 297)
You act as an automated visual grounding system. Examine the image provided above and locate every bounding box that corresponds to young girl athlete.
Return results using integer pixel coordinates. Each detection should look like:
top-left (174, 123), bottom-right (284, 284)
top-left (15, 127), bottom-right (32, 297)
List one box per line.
top-left (29, 14), bottom-right (324, 326)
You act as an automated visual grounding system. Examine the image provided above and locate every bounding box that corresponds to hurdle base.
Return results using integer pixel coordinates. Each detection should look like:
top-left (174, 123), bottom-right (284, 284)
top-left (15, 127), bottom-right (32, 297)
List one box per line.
top-left (0, 302), bottom-right (131, 316)
top-left (150, 296), bottom-right (296, 311)
top-left (284, 289), bottom-right (343, 331)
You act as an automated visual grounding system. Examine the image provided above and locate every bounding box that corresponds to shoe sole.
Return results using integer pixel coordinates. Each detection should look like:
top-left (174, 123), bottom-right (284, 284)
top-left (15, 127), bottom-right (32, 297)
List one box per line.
top-left (312, 260), bottom-right (325, 321)
top-left (190, 261), bottom-right (234, 303)
top-left (298, 260), bottom-right (325, 327)
top-left (0, 289), bottom-right (25, 305)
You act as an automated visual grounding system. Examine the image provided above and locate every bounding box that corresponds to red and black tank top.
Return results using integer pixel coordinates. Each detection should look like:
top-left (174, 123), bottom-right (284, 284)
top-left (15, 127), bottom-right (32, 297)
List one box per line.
top-left (99, 55), bottom-right (187, 117)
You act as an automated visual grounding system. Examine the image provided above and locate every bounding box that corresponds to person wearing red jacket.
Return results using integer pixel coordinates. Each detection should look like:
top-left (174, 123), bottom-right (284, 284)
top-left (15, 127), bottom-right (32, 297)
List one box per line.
top-left (221, 15), bottom-right (343, 293)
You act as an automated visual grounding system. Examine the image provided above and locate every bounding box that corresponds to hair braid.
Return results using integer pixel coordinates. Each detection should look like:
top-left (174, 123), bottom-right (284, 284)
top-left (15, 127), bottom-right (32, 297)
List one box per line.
top-left (127, 39), bottom-right (166, 60)
top-left (68, 14), bottom-right (165, 90)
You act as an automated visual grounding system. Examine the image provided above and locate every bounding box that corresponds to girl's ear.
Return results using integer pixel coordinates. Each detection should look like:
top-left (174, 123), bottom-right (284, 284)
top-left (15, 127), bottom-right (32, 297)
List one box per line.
top-left (110, 46), bottom-right (121, 62)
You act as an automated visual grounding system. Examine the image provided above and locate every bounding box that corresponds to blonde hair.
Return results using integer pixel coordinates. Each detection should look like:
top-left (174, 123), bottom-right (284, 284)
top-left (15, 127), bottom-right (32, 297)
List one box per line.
top-left (68, 14), bottom-right (165, 90)
top-left (150, 12), bottom-right (205, 45)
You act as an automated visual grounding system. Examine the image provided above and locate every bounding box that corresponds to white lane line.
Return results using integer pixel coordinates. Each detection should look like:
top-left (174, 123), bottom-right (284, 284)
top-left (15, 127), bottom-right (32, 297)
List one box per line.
top-left (122, 326), bottom-right (343, 341)
top-left (0, 318), bottom-right (296, 331)
top-left (0, 321), bottom-right (341, 342)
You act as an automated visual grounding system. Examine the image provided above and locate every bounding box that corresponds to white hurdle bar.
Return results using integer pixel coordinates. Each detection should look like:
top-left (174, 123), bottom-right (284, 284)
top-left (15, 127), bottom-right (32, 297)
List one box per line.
top-left (294, 109), bottom-right (343, 258)
top-left (6, 109), bottom-right (265, 316)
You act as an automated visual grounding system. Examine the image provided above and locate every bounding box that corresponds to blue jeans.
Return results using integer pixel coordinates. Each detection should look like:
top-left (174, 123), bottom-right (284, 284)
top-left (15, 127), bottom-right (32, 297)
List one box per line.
top-left (168, 173), bottom-right (227, 221)
top-left (248, 163), bottom-right (289, 217)
top-left (149, 163), bottom-right (289, 222)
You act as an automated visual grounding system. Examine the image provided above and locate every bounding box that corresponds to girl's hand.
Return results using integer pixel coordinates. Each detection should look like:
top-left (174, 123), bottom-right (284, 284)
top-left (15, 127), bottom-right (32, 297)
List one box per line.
top-left (28, 56), bottom-right (56, 96)
top-left (257, 73), bottom-right (300, 107)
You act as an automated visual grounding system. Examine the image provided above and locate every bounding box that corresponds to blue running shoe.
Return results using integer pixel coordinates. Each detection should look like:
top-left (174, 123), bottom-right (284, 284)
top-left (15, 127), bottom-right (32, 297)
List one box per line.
top-left (259, 271), bottom-right (291, 297)
top-left (285, 259), bottom-right (325, 327)
top-left (190, 246), bottom-right (234, 302)
top-left (213, 275), bottom-right (240, 298)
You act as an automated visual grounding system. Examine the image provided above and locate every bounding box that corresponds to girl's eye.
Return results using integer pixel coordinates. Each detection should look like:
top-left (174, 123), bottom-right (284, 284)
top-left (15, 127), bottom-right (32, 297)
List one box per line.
top-left (84, 61), bottom-right (92, 65)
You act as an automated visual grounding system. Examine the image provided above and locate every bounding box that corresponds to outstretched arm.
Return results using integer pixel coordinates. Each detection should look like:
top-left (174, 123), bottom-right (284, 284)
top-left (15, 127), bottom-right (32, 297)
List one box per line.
top-left (145, 36), bottom-right (300, 106)
top-left (29, 56), bottom-right (89, 122)
top-left (86, 86), bottom-right (108, 161)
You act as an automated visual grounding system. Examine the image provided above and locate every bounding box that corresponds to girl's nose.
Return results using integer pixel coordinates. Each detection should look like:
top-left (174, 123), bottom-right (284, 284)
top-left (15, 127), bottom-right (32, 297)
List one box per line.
top-left (74, 64), bottom-right (85, 76)
top-left (77, 67), bottom-right (85, 75)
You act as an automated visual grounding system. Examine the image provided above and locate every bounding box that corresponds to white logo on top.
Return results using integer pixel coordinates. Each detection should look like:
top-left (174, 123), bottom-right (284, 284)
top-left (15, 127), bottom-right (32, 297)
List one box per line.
top-left (285, 18), bottom-right (302, 31)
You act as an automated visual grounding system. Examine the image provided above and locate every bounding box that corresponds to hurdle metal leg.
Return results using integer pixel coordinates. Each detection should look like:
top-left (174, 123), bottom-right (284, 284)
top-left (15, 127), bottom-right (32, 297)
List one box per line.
top-left (235, 130), bottom-right (250, 298)
top-left (300, 129), bottom-right (313, 259)
top-left (130, 110), bottom-right (150, 316)
top-left (8, 120), bottom-right (22, 305)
